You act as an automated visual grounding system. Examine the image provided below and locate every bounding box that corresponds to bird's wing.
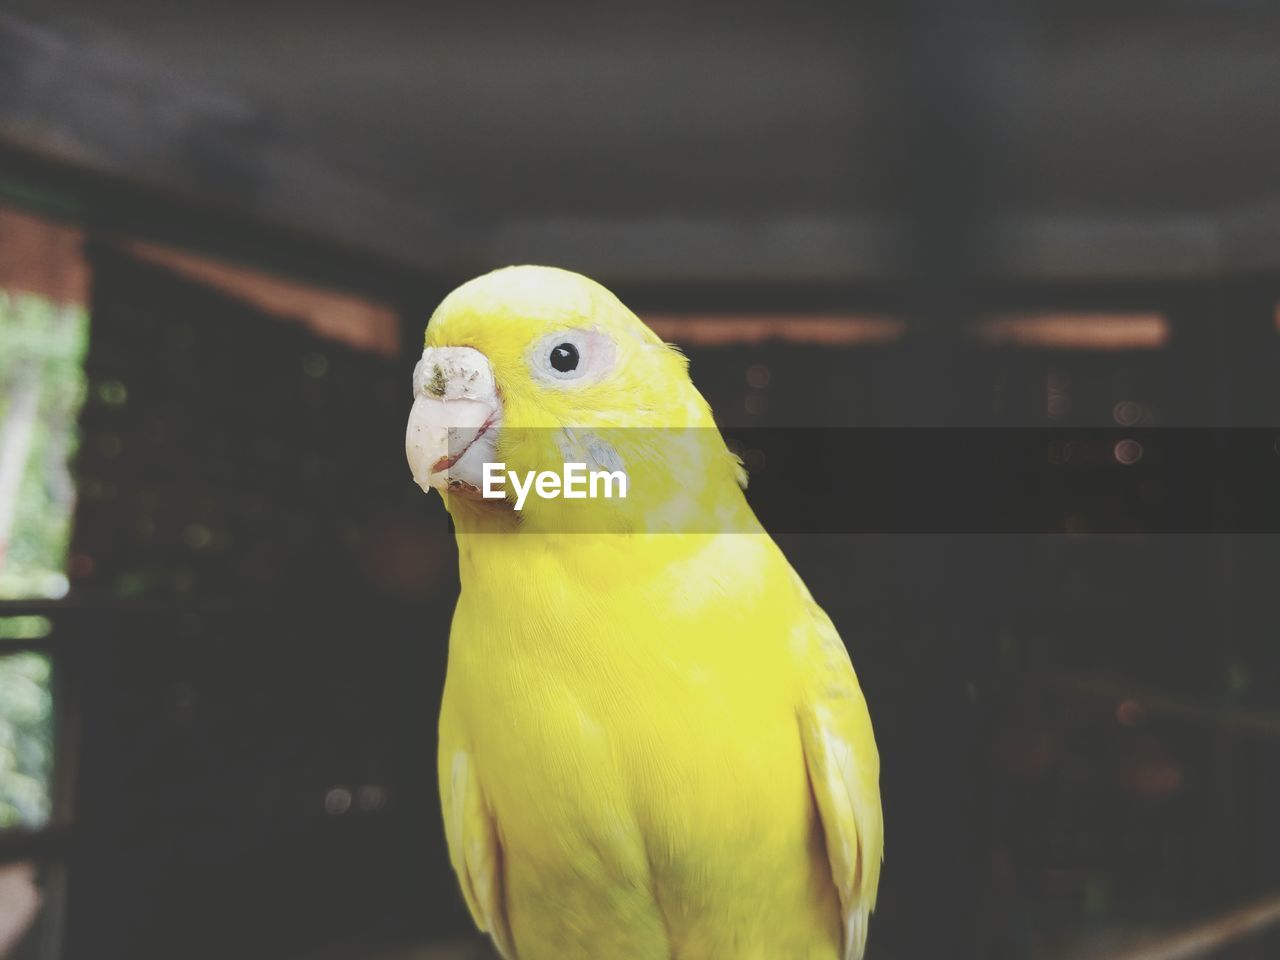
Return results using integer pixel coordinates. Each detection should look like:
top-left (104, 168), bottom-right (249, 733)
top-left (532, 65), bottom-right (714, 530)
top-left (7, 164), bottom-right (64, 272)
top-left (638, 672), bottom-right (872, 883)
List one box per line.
top-left (790, 571), bottom-right (884, 960)
top-left (439, 711), bottom-right (517, 960)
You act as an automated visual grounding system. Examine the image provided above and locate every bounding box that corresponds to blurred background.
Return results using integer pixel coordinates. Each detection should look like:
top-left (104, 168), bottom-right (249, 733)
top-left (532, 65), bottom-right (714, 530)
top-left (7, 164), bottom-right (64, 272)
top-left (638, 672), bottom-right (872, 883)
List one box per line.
top-left (2, 2), bottom-right (1280, 958)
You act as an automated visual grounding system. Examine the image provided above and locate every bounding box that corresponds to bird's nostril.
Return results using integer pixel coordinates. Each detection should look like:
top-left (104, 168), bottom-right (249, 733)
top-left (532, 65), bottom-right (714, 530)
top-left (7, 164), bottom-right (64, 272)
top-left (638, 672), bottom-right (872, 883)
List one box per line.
top-left (428, 365), bottom-right (448, 397)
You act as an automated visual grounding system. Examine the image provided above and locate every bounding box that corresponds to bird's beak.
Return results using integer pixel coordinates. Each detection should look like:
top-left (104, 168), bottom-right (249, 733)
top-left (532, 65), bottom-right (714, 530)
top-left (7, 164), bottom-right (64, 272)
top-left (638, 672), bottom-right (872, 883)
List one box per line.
top-left (405, 346), bottom-right (502, 498)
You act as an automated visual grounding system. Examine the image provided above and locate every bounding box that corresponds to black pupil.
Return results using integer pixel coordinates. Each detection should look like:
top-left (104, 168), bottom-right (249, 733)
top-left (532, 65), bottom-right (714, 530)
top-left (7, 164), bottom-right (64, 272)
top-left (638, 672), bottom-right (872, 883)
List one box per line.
top-left (550, 342), bottom-right (579, 373)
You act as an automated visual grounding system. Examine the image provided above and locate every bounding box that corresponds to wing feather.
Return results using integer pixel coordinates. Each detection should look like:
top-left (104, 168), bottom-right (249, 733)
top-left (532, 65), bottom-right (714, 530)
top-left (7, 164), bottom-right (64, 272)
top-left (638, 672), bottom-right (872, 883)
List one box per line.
top-left (791, 573), bottom-right (884, 960)
top-left (440, 714), bottom-right (518, 960)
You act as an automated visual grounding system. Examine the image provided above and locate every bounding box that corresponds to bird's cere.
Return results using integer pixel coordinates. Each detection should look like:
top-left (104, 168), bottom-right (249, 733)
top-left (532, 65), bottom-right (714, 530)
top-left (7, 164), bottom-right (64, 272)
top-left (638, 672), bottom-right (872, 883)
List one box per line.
top-left (406, 346), bottom-right (501, 494)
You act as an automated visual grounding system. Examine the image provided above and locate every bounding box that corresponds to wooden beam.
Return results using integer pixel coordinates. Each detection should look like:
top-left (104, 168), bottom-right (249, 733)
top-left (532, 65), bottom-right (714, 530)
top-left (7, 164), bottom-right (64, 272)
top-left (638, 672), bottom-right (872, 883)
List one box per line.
top-left (0, 205), bottom-right (87, 305)
top-left (1051, 671), bottom-right (1280, 739)
top-left (1098, 893), bottom-right (1280, 960)
top-left (122, 239), bottom-right (401, 357)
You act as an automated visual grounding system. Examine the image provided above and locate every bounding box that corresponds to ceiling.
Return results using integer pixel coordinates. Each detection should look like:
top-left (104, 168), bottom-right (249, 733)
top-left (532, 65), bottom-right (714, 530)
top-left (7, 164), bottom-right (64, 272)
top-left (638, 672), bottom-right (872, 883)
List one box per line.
top-left (3, 1), bottom-right (1280, 287)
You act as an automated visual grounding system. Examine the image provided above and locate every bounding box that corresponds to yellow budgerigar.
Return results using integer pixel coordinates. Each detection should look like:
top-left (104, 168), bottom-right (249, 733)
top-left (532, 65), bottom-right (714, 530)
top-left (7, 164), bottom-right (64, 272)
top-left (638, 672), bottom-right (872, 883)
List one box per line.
top-left (405, 266), bottom-right (882, 960)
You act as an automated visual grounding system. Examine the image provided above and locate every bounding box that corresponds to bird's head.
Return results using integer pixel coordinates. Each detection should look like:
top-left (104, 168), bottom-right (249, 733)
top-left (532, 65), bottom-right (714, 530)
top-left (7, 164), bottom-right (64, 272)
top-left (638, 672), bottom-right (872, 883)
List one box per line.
top-left (405, 265), bottom-right (746, 532)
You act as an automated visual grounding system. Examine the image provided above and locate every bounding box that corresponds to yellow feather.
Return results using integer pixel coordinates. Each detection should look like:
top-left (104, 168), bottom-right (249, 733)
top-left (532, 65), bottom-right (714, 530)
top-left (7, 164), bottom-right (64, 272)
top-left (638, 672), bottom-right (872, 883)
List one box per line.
top-left (422, 267), bottom-right (883, 960)
top-left (439, 712), bottom-right (517, 959)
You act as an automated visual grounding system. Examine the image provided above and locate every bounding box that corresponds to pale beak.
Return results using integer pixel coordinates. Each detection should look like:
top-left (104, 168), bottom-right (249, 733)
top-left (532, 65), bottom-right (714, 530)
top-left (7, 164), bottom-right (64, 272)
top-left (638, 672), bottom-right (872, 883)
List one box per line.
top-left (405, 346), bottom-right (501, 496)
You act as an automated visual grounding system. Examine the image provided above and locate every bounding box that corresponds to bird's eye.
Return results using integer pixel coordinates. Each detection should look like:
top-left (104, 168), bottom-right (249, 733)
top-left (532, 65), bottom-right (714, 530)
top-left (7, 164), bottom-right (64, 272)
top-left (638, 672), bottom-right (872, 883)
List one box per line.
top-left (529, 328), bottom-right (612, 385)
top-left (549, 342), bottom-right (579, 372)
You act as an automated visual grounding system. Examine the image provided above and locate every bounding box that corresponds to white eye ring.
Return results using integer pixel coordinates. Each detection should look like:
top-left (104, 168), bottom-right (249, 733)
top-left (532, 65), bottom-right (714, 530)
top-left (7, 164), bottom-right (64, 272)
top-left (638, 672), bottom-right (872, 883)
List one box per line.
top-left (529, 329), bottom-right (614, 386)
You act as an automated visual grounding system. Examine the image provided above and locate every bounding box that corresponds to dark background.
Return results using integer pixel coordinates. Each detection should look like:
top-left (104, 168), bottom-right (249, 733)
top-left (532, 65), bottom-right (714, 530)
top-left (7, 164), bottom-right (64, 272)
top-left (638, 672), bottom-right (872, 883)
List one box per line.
top-left (3, 3), bottom-right (1280, 959)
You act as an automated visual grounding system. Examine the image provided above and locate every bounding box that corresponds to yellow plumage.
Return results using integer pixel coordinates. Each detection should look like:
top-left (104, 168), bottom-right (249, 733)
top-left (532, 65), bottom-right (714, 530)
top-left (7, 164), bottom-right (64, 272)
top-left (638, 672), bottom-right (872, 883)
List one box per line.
top-left (411, 266), bottom-right (883, 960)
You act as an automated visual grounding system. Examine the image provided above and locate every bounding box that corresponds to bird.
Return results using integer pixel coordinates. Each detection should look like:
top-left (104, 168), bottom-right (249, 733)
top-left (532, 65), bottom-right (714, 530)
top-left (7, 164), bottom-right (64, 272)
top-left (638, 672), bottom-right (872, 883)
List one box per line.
top-left (404, 265), bottom-right (882, 960)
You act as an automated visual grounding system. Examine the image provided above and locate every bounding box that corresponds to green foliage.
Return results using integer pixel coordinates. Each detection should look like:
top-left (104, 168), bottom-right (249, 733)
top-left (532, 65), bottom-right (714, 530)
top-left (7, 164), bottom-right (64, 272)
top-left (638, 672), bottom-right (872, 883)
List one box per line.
top-left (0, 651), bottom-right (53, 828)
top-left (0, 290), bottom-right (88, 599)
top-left (0, 290), bottom-right (88, 829)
